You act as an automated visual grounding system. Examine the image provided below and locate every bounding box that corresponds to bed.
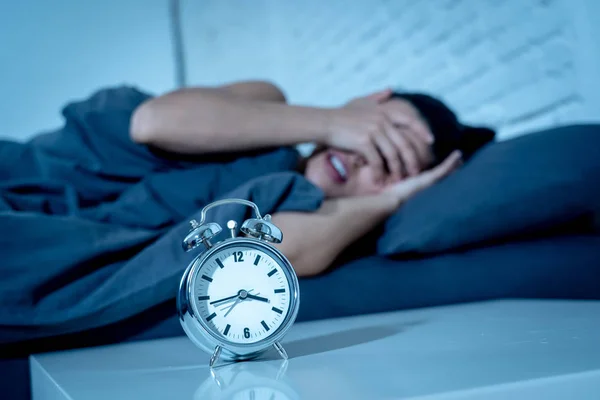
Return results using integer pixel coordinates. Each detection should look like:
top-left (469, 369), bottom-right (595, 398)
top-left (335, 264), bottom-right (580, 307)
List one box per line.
top-left (3, 232), bottom-right (600, 399)
top-left (1, 88), bottom-right (599, 400)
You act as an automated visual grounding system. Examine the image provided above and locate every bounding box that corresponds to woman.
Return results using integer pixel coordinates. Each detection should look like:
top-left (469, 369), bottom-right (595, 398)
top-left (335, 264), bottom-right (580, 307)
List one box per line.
top-left (131, 81), bottom-right (494, 277)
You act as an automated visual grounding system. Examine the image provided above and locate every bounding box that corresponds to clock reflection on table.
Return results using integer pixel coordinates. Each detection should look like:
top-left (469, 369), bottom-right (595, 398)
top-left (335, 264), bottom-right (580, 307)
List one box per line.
top-left (194, 359), bottom-right (300, 400)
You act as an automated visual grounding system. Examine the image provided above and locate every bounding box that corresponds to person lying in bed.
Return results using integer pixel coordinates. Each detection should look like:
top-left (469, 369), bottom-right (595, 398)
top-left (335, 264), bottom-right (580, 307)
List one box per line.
top-left (130, 81), bottom-right (495, 277)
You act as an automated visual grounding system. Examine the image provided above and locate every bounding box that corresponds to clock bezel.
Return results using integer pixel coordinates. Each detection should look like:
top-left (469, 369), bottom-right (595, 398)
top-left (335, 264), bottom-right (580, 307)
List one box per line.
top-left (178, 237), bottom-right (300, 361)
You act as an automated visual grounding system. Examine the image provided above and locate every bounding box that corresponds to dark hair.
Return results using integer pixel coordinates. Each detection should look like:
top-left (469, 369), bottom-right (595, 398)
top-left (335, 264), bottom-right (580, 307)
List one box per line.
top-left (391, 92), bottom-right (496, 165)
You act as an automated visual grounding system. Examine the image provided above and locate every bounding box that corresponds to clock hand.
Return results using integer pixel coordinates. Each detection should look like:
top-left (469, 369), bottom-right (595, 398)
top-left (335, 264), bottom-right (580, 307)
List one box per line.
top-left (210, 289), bottom-right (256, 306)
top-left (224, 298), bottom-right (241, 317)
top-left (216, 298), bottom-right (239, 309)
top-left (222, 290), bottom-right (261, 316)
top-left (218, 295), bottom-right (255, 311)
top-left (210, 294), bottom-right (239, 305)
top-left (246, 293), bottom-right (270, 303)
top-left (219, 294), bottom-right (262, 310)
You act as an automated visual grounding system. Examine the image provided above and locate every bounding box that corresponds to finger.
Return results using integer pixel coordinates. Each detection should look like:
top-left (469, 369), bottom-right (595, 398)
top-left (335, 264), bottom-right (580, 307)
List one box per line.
top-left (383, 119), bottom-right (420, 177)
top-left (374, 128), bottom-right (403, 181)
top-left (398, 150), bottom-right (461, 197)
top-left (412, 119), bottom-right (434, 144)
top-left (351, 89), bottom-right (392, 107)
top-left (362, 137), bottom-right (385, 181)
top-left (402, 126), bottom-right (434, 169)
top-left (387, 109), bottom-right (434, 144)
top-left (365, 88), bottom-right (393, 103)
top-left (389, 150), bottom-right (462, 200)
top-left (422, 150), bottom-right (462, 184)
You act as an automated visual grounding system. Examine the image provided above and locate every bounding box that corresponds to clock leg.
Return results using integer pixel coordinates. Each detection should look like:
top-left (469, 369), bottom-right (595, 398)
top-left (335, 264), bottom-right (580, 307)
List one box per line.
top-left (209, 367), bottom-right (225, 389)
top-left (209, 345), bottom-right (222, 367)
top-left (275, 359), bottom-right (289, 381)
top-left (273, 342), bottom-right (288, 360)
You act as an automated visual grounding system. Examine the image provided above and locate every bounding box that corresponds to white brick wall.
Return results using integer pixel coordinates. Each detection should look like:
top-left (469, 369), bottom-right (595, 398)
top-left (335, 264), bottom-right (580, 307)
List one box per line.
top-left (3, 0), bottom-right (598, 141)
top-left (183, 0), bottom-right (600, 140)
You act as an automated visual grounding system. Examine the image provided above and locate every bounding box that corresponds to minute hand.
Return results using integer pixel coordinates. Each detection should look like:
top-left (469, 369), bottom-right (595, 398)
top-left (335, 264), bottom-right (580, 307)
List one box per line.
top-left (210, 294), bottom-right (239, 305)
top-left (246, 294), bottom-right (270, 303)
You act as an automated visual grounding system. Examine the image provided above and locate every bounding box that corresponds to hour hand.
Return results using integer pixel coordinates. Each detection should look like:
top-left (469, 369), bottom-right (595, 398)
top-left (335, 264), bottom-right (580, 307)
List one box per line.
top-left (214, 289), bottom-right (256, 309)
top-left (246, 294), bottom-right (270, 303)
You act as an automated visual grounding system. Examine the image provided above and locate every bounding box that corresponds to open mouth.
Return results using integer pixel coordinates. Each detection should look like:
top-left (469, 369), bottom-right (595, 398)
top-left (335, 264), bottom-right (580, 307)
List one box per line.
top-left (326, 152), bottom-right (348, 183)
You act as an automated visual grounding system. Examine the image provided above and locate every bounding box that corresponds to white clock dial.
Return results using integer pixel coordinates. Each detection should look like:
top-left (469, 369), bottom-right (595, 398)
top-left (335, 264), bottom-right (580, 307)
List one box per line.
top-left (192, 243), bottom-right (292, 344)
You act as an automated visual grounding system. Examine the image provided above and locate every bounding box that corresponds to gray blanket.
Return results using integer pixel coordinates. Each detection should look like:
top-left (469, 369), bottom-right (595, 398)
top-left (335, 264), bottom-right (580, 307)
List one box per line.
top-left (0, 86), bottom-right (324, 344)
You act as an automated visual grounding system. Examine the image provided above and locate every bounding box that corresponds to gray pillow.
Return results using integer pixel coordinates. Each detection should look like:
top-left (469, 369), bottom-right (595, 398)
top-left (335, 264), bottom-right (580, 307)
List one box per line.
top-left (376, 124), bottom-right (600, 255)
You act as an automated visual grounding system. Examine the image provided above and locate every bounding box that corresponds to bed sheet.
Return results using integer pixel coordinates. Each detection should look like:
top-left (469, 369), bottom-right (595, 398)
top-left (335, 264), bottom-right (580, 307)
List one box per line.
top-left (135, 233), bottom-right (600, 341)
top-left (3, 233), bottom-right (599, 400)
top-left (18, 232), bottom-right (600, 350)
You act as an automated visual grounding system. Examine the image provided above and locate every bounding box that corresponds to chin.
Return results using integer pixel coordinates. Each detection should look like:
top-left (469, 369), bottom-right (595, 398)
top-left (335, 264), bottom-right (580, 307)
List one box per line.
top-left (306, 172), bottom-right (342, 199)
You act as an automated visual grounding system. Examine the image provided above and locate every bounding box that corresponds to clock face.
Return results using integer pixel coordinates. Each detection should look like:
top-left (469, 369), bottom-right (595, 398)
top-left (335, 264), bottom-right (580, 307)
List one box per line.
top-left (191, 242), bottom-right (293, 345)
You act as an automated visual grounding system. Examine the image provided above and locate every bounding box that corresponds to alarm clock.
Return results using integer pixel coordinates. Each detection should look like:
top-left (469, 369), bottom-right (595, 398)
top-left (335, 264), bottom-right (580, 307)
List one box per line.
top-left (177, 198), bottom-right (299, 367)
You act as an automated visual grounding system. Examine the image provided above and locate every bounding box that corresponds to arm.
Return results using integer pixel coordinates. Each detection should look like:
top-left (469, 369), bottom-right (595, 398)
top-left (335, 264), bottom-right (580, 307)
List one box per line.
top-left (176, 80), bottom-right (288, 103)
top-left (131, 84), bottom-right (436, 181)
top-left (271, 194), bottom-right (397, 277)
top-left (130, 83), bottom-right (331, 154)
top-left (217, 80), bottom-right (288, 103)
top-left (270, 150), bottom-right (463, 277)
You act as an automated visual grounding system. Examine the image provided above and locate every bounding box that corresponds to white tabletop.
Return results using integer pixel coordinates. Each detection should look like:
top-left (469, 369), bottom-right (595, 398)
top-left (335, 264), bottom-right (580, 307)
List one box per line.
top-left (30, 299), bottom-right (600, 399)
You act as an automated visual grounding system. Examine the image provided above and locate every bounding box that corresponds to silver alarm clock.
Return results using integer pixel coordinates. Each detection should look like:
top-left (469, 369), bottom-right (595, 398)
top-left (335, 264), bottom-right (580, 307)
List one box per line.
top-left (177, 199), bottom-right (299, 367)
